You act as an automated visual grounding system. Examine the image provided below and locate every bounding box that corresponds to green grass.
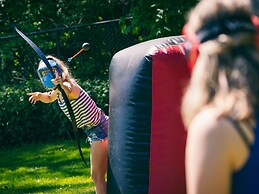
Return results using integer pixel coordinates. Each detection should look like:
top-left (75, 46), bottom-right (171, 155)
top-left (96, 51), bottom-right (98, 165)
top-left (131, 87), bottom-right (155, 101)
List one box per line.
top-left (0, 140), bottom-right (95, 194)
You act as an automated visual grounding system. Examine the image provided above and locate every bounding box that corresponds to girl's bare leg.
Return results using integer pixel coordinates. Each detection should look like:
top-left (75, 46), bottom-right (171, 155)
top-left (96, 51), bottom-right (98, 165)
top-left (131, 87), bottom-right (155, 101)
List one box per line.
top-left (90, 139), bottom-right (108, 194)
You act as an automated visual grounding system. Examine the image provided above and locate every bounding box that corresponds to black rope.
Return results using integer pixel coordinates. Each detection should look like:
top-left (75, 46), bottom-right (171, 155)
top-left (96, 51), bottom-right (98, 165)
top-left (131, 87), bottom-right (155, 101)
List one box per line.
top-left (13, 25), bottom-right (87, 166)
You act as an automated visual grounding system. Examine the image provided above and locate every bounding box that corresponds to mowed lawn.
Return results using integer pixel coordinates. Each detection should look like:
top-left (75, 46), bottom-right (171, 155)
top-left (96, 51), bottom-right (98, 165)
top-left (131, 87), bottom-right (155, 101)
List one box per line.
top-left (0, 140), bottom-right (95, 194)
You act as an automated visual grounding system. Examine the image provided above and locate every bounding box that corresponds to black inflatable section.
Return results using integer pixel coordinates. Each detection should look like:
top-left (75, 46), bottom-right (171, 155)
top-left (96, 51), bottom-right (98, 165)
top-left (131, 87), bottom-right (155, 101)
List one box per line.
top-left (108, 36), bottom-right (187, 194)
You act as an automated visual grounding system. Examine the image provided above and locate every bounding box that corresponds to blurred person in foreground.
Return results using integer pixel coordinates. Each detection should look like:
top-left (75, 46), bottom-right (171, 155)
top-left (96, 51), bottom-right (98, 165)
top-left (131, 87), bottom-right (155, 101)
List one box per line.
top-left (181, 0), bottom-right (259, 193)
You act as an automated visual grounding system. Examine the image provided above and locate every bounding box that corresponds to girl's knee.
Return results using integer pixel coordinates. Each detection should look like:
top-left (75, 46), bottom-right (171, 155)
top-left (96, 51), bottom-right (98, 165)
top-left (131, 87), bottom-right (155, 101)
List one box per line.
top-left (91, 169), bottom-right (105, 183)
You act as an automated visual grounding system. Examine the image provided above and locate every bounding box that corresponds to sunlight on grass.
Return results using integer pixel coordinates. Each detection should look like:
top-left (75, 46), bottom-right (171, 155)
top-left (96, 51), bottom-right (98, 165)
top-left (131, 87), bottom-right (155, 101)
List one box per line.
top-left (0, 140), bottom-right (95, 193)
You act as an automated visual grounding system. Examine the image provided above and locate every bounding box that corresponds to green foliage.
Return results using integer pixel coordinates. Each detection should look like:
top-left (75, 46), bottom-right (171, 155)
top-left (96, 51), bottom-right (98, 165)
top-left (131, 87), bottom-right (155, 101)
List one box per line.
top-left (0, 0), bottom-right (199, 147)
top-left (120, 0), bottom-right (199, 40)
top-left (0, 1), bottom-right (135, 147)
top-left (0, 83), bottom-right (70, 147)
top-left (0, 0), bottom-right (131, 34)
top-left (80, 79), bottom-right (110, 114)
top-left (0, 78), bottom-right (109, 147)
top-left (0, 140), bottom-right (95, 193)
top-left (0, 0), bottom-right (135, 86)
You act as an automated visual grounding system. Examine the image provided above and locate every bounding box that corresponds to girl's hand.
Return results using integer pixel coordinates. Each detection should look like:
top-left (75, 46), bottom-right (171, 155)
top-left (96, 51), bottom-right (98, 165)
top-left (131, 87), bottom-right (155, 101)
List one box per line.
top-left (27, 92), bottom-right (41, 104)
top-left (51, 70), bottom-right (74, 98)
top-left (51, 71), bottom-right (62, 86)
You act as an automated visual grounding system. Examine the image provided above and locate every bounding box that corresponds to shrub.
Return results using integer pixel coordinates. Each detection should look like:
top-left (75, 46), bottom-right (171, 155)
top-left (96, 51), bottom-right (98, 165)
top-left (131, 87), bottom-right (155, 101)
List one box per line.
top-left (0, 78), bottom-right (109, 148)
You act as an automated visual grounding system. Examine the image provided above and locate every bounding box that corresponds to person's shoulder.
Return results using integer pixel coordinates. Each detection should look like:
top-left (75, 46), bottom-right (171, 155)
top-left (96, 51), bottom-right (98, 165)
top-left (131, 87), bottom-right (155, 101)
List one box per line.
top-left (190, 107), bottom-right (225, 129)
top-left (188, 107), bottom-right (234, 143)
top-left (187, 107), bottom-right (243, 167)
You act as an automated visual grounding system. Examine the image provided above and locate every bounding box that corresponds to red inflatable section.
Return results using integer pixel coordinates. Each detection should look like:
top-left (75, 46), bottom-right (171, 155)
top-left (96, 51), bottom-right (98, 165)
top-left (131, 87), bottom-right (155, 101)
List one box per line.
top-left (252, 16), bottom-right (259, 46)
top-left (149, 43), bottom-right (190, 194)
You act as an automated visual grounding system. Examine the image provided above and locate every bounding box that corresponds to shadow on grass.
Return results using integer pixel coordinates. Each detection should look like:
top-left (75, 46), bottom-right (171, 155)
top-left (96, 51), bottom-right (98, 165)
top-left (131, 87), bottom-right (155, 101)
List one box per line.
top-left (0, 139), bottom-right (95, 193)
top-left (0, 182), bottom-right (95, 194)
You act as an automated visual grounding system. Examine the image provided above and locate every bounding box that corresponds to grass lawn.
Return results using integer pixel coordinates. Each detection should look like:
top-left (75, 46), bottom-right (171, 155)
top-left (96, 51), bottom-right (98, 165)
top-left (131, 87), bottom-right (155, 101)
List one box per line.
top-left (0, 139), bottom-right (95, 194)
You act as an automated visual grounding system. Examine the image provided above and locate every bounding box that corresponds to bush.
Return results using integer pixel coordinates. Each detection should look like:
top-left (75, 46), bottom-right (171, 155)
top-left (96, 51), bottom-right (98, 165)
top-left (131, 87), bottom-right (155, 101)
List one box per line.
top-left (0, 78), bottom-right (109, 148)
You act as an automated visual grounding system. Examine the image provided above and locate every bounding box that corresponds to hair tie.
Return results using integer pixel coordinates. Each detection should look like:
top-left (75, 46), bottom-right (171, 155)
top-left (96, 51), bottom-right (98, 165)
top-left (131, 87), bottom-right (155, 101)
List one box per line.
top-left (197, 17), bottom-right (255, 43)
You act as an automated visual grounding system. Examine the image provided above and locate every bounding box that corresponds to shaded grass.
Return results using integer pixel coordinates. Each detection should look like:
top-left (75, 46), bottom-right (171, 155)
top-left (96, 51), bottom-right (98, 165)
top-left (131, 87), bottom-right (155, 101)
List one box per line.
top-left (0, 140), bottom-right (95, 193)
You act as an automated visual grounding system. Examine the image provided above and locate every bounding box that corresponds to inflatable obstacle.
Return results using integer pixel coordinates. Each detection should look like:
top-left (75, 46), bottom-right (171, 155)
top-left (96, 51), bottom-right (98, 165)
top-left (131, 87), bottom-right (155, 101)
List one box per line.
top-left (107, 36), bottom-right (190, 194)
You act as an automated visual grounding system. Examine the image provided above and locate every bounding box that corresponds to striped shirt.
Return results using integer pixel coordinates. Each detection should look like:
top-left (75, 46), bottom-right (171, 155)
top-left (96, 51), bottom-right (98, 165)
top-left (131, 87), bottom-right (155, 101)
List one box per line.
top-left (57, 87), bottom-right (101, 128)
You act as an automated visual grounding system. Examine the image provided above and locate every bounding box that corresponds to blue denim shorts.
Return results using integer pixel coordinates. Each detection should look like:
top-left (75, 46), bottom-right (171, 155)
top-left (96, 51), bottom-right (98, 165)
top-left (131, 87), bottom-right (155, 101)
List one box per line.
top-left (85, 112), bottom-right (109, 144)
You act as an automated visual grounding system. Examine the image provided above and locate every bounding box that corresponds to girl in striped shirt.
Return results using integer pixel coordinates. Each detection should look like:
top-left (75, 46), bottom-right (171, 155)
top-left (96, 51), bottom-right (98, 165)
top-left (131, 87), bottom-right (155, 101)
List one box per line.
top-left (27, 55), bottom-right (108, 194)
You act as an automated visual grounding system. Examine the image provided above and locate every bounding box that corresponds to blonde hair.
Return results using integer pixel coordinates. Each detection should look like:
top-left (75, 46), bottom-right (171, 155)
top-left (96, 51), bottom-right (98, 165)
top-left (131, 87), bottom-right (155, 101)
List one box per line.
top-left (181, 0), bottom-right (259, 127)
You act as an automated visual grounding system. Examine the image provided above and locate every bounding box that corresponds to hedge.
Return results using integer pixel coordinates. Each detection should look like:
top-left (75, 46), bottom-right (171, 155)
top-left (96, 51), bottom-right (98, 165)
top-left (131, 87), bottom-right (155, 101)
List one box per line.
top-left (0, 79), bottom-right (109, 148)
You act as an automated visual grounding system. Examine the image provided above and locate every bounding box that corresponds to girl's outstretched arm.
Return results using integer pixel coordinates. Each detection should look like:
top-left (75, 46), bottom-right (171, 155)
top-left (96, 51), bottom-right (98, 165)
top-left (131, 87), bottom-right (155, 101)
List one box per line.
top-left (27, 91), bottom-right (57, 104)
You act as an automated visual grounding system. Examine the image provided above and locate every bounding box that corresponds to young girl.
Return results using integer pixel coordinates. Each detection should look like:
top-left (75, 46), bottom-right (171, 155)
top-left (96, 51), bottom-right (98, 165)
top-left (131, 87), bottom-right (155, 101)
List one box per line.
top-left (182, 0), bottom-right (259, 194)
top-left (27, 55), bottom-right (108, 194)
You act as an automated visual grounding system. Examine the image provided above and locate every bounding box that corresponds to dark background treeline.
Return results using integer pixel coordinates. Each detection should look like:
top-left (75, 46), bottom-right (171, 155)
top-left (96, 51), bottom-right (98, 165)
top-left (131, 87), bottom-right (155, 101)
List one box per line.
top-left (0, 0), bottom-right (198, 147)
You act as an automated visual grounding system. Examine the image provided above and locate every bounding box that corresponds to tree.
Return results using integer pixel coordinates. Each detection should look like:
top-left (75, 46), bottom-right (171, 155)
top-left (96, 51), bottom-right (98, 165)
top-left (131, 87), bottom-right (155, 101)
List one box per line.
top-left (120, 0), bottom-right (199, 40)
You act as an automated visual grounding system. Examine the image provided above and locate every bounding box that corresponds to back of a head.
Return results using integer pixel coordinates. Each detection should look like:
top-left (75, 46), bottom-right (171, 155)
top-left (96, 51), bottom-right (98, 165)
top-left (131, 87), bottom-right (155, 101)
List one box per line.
top-left (181, 0), bottom-right (259, 126)
top-left (187, 0), bottom-right (253, 34)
